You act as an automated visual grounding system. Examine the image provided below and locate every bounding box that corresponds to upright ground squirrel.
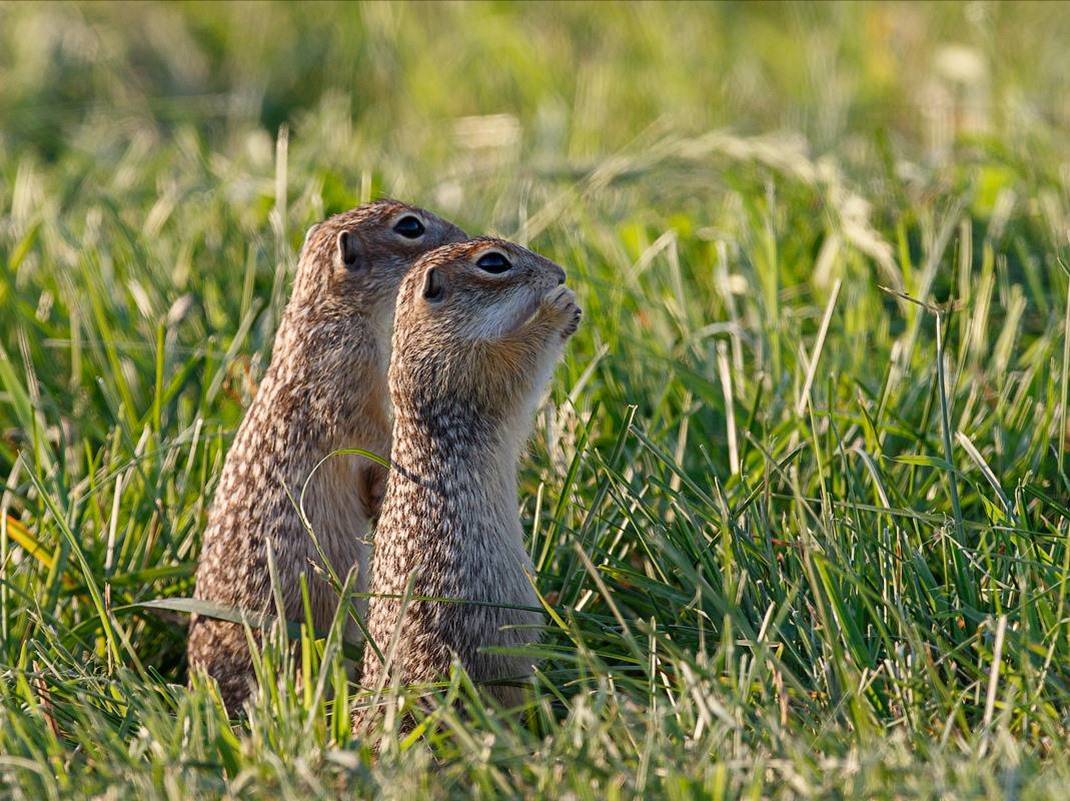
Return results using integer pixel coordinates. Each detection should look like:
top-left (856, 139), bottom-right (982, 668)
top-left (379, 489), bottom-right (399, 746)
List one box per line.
top-left (189, 199), bottom-right (466, 710)
top-left (359, 237), bottom-right (581, 723)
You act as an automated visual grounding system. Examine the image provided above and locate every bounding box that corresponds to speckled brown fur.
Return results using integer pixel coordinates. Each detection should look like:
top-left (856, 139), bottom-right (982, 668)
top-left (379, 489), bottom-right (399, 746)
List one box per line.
top-left (189, 199), bottom-right (466, 711)
top-left (358, 238), bottom-right (580, 727)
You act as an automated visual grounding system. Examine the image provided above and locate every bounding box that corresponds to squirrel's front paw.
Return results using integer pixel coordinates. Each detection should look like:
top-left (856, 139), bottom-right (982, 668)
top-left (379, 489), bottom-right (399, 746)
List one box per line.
top-left (560, 302), bottom-right (581, 339)
top-left (543, 286), bottom-right (582, 339)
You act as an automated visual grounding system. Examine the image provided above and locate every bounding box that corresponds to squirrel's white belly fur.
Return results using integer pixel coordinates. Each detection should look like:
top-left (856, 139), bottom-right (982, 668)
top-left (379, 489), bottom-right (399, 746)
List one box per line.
top-left (301, 451), bottom-right (373, 634)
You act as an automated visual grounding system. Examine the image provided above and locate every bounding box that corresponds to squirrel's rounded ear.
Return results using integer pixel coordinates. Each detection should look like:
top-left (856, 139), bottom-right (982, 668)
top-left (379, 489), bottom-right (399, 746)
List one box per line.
top-left (422, 267), bottom-right (446, 302)
top-left (337, 230), bottom-right (362, 270)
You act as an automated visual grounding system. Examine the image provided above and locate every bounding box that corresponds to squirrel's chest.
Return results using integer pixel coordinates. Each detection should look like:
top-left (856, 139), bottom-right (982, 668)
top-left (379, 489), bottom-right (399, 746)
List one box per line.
top-left (303, 455), bottom-right (371, 574)
top-left (393, 495), bottom-right (534, 598)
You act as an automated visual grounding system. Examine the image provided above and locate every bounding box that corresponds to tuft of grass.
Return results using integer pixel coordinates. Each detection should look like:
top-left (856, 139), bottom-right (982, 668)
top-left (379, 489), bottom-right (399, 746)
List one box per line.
top-left (3, 1), bottom-right (1070, 798)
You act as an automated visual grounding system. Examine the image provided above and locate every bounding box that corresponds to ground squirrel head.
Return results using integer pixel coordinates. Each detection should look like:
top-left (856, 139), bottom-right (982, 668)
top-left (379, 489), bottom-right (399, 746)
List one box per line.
top-left (390, 237), bottom-right (581, 421)
top-left (273, 198), bottom-right (467, 390)
top-left (290, 198), bottom-right (468, 323)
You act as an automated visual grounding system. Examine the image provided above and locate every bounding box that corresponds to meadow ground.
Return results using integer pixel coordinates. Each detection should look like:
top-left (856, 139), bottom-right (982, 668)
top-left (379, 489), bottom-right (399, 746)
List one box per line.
top-left (2, 2), bottom-right (1070, 798)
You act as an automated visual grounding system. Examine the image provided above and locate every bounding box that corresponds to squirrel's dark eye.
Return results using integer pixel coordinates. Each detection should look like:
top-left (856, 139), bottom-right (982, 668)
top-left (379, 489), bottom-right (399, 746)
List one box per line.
top-left (476, 251), bottom-right (512, 273)
top-left (393, 215), bottom-right (425, 239)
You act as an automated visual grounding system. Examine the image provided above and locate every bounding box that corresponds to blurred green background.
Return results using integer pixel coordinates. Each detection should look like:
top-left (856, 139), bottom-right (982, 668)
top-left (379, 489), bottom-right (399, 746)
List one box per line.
top-left (5, 2), bottom-right (1070, 165)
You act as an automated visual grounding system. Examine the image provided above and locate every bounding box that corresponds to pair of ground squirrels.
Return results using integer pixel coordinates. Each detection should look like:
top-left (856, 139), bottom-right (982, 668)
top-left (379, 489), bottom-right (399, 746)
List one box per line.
top-left (189, 199), bottom-right (580, 717)
top-left (189, 200), bottom-right (466, 709)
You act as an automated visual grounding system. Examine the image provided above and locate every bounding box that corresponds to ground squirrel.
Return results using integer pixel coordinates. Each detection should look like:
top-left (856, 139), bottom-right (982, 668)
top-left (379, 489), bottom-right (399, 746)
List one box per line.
top-left (359, 237), bottom-right (581, 722)
top-left (189, 199), bottom-right (466, 710)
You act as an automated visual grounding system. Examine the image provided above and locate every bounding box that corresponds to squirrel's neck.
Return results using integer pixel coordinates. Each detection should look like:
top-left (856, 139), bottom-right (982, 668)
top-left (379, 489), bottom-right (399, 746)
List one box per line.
top-left (237, 311), bottom-right (389, 466)
top-left (389, 403), bottom-right (508, 487)
top-left (376, 404), bottom-right (527, 597)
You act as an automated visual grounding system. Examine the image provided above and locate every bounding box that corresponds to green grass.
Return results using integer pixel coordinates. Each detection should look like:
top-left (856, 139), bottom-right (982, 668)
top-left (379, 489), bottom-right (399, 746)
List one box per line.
top-left (3, 1), bottom-right (1070, 798)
